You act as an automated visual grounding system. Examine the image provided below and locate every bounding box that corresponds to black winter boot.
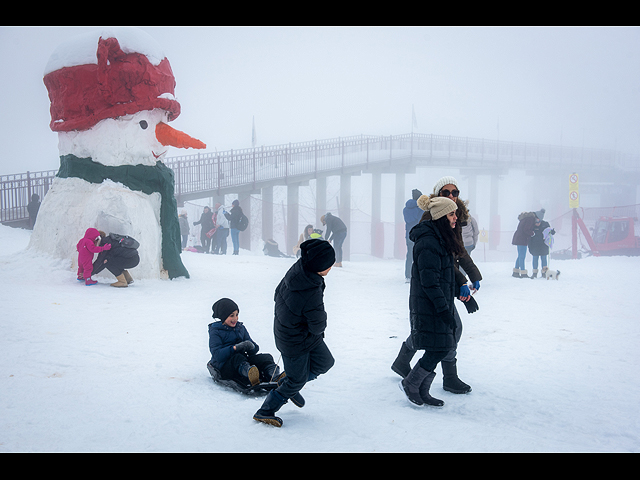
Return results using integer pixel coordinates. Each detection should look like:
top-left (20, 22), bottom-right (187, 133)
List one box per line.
top-left (253, 390), bottom-right (287, 427)
top-left (239, 362), bottom-right (260, 386)
top-left (264, 363), bottom-right (284, 383)
top-left (441, 359), bottom-right (472, 394)
top-left (419, 370), bottom-right (444, 407)
top-left (400, 364), bottom-right (432, 406)
top-left (391, 341), bottom-right (416, 378)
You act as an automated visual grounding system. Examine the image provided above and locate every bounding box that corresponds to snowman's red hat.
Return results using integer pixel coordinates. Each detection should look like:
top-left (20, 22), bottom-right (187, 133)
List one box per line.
top-left (44, 36), bottom-right (181, 132)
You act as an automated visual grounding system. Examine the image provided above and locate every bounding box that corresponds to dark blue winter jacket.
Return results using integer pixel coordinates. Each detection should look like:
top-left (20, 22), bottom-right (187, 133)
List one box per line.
top-left (208, 321), bottom-right (259, 370)
top-left (403, 199), bottom-right (422, 238)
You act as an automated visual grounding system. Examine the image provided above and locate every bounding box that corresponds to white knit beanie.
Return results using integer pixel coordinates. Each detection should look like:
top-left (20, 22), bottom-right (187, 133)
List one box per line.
top-left (432, 176), bottom-right (458, 195)
top-left (417, 195), bottom-right (458, 220)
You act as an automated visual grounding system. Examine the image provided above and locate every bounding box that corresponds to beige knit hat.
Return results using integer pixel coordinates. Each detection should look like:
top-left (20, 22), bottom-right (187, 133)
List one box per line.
top-left (417, 195), bottom-right (458, 220)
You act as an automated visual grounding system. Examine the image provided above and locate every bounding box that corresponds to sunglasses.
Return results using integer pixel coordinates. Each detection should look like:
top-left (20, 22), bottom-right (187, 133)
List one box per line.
top-left (439, 189), bottom-right (460, 198)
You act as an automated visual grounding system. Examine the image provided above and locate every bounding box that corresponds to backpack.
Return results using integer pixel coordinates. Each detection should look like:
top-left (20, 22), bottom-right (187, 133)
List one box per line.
top-left (237, 213), bottom-right (249, 232)
top-left (109, 233), bottom-right (140, 250)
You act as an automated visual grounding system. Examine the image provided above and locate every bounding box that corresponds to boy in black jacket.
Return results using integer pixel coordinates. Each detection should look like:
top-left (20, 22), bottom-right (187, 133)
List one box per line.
top-left (253, 239), bottom-right (336, 427)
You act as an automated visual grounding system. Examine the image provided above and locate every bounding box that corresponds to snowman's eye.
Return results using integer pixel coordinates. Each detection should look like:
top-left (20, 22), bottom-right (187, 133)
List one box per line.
top-left (139, 120), bottom-right (148, 130)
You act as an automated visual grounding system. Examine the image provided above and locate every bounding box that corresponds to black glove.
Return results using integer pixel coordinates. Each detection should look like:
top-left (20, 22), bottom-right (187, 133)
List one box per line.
top-left (234, 340), bottom-right (255, 353)
top-left (462, 296), bottom-right (479, 314)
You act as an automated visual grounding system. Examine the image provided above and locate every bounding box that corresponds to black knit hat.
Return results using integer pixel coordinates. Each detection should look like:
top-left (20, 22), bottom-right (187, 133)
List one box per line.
top-left (212, 298), bottom-right (239, 321)
top-left (300, 238), bottom-right (335, 272)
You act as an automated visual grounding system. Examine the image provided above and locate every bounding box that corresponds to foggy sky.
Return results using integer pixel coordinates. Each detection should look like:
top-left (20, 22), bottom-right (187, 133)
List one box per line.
top-left (1, 26), bottom-right (639, 175)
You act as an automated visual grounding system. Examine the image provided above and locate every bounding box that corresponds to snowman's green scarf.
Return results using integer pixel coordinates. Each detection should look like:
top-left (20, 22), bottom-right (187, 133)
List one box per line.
top-left (57, 154), bottom-right (189, 279)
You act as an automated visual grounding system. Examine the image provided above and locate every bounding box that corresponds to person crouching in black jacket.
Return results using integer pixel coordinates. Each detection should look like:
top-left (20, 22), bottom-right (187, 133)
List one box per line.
top-left (253, 238), bottom-right (336, 427)
top-left (93, 231), bottom-right (140, 288)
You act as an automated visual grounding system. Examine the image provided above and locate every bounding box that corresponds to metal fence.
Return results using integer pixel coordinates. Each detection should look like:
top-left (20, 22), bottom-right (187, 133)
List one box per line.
top-left (2, 133), bottom-right (637, 224)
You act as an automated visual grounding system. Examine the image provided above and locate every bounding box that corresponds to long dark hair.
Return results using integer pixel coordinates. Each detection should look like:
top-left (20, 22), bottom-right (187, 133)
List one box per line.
top-left (433, 215), bottom-right (466, 256)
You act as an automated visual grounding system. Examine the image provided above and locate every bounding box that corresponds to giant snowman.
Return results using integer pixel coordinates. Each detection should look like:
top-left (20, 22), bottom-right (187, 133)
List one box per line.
top-left (29, 28), bottom-right (205, 280)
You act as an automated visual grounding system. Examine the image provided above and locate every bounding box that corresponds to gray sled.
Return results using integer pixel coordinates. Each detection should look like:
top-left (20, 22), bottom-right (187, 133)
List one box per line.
top-left (207, 362), bottom-right (278, 396)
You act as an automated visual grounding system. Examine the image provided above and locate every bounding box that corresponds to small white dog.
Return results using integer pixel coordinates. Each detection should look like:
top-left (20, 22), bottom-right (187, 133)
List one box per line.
top-left (546, 269), bottom-right (560, 280)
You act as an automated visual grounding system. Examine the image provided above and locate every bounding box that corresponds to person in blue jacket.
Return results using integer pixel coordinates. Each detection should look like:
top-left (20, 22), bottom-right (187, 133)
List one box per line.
top-left (208, 298), bottom-right (281, 387)
top-left (403, 189), bottom-right (423, 282)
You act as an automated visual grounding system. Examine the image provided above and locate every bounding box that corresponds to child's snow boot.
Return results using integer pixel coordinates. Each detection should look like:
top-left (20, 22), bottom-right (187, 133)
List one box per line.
top-left (253, 390), bottom-right (287, 427)
top-left (442, 359), bottom-right (472, 394)
top-left (85, 277), bottom-right (98, 286)
top-left (239, 362), bottom-right (260, 386)
top-left (391, 341), bottom-right (415, 378)
top-left (110, 274), bottom-right (128, 288)
top-left (400, 363), bottom-right (432, 406)
top-left (265, 364), bottom-right (286, 385)
top-left (419, 370), bottom-right (444, 407)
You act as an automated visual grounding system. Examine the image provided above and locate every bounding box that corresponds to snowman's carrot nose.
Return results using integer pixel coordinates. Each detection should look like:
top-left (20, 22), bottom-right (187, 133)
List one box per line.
top-left (156, 122), bottom-right (206, 149)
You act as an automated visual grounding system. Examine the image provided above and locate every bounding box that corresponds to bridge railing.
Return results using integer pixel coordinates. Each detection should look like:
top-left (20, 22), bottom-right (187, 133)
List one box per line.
top-left (2, 133), bottom-right (637, 224)
top-left (1, 170), bottom-right (57, 223)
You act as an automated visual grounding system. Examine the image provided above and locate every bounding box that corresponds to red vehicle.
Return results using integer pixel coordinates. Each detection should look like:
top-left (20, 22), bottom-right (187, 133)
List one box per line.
top-left (590, 217), bottom-right (640, 256)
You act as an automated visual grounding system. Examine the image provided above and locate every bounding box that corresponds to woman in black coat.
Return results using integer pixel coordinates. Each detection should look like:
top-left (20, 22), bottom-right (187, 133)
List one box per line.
top-left (193, 206), bottom-right (215, 253)
top-left (401, 196), bottom-right (465, 407)
top-left (528, 209), bottom-right (554, 278)
top-left (224, 199), bottom-right (244, 255)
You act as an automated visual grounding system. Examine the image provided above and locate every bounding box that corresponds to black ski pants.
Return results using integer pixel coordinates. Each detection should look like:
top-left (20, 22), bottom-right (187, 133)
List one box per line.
top-left (276, 340), bottom-right (334, 400)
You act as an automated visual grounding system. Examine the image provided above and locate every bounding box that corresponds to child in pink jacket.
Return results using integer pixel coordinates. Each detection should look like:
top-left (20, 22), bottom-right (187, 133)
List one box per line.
top-left (77, 228), bottom-right (111, 286)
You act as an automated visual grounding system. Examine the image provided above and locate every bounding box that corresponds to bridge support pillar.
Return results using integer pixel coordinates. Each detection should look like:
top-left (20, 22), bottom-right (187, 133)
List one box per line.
top-left (316, 176), bottom-right (327, 226)
top-left (339, 174), bottom-right (351, 262)
top-left (261, 186), bottom-right (273, 242)
top-left (394, 172), bottom-right (405, 260)
top-left (489, 173), bottom-right (500, 250)
top-left (371, 171), bottom-right (383, 258)
top-left (286, 184), bottom-right (299, 256)
top-left (466, 174), bottom-right (478, 214)
top-left (239, 191), bottom-right (251, 251)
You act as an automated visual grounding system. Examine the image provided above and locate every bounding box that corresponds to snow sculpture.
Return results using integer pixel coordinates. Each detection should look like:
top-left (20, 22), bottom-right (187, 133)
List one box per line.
top-left (29, 28), bottom-right (205, 280)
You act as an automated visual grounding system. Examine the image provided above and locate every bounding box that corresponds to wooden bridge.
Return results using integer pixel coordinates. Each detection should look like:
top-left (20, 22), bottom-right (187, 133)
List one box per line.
top-left (2, 132), bottom-right (639, 259)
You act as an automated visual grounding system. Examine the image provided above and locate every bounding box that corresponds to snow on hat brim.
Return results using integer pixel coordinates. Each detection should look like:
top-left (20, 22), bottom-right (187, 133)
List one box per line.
top-left (432, 176), bottom-right (459, 195)
top-left (301, 238), bottom-right (335, 272)
top-left (212, 298), bottom-right (239, 321)
top-left (44, 35), bottom-right (180, 132)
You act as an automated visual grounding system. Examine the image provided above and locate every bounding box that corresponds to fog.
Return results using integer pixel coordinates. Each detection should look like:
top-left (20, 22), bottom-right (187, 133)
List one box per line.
top-left (1, 26), bottom-right (639, 248)
top-left (2, 26), bottom-right (639, 174)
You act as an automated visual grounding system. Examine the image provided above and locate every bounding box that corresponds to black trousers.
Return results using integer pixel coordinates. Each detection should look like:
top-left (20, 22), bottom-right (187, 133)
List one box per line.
top-left (219, 352), bottom-right (276, 384)
top-left (276, 340), bottom-right (334, 400)
top-left (105, 253), bottom-right (140, 277)
top-left (418, 350), bottom-right (449, 372)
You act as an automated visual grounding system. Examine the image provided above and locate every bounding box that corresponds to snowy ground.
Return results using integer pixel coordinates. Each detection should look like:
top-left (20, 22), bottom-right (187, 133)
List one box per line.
top-left (1, 224), bottom-right (639, 452)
